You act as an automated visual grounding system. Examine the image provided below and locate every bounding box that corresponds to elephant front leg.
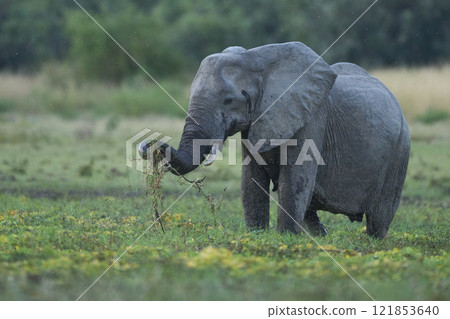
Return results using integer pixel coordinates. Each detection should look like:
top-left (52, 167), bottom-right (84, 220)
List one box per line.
top-left (241, 160), bottom-right (270, 229)
top-left (277, 163), bottom-right (318, 234)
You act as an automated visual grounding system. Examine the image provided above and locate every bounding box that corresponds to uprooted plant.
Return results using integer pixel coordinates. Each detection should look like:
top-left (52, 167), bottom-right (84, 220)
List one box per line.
top-left (144, 146), bottom-right (226, 233)
top-left (144, 148), bottom-right (166, 233)
top-left (176, 173), bottom-right (226, 227)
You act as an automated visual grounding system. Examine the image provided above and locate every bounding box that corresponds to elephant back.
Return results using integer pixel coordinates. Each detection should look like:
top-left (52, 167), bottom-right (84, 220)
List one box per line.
top-left (331, 62), bottom-right (371, 77)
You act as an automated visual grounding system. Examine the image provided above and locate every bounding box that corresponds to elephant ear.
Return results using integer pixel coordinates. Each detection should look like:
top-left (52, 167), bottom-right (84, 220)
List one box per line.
top-left (247, 42), bottom-right (336, 152)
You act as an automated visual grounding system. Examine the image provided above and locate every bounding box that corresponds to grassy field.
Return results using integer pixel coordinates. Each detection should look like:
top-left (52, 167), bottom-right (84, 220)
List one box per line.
top-left (0, 66), bottom-right (449, 300)
top-left (372, 65), bottom-right (450, 121)
top-left (1, 64), bottom-right (449, 121)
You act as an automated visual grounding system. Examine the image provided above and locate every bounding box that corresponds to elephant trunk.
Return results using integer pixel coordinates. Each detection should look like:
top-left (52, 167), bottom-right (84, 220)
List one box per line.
top-left (165, 117), bottom-right (212, 175)
top-left (139, 113), bottom-right (216, 176)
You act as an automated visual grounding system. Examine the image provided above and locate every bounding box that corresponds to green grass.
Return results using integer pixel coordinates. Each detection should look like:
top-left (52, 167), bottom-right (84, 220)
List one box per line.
top-left (0, 67), bottom-right (190, 119)
top-left (0, 112), bottom-right (448, 300)
top-left (416, 110), bottom-right (450, 125)
top-left (2, 64), bottom-right (450, 121)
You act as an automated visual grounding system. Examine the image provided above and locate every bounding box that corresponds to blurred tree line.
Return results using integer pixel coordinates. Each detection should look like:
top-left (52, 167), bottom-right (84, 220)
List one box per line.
top-left (0, 0), bottom-right (448, 81)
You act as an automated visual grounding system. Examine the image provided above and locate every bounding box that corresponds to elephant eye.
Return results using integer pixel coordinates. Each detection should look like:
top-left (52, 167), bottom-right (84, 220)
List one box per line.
top-left (223, 98), bottom-right (233, 105)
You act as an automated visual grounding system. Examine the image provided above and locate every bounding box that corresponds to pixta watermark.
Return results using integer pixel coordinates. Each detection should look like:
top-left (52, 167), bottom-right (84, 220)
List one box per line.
top-left (126, 129), bottom-right (325, 172)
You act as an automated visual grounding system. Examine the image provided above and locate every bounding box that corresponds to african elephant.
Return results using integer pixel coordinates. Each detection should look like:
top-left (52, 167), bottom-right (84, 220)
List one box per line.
top-left (140, 42), bottom-right (410, 239)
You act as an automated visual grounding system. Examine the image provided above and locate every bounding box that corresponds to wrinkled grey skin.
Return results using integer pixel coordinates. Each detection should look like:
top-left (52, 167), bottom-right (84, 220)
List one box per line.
top-left (142, 42), bottom-right (410, 239)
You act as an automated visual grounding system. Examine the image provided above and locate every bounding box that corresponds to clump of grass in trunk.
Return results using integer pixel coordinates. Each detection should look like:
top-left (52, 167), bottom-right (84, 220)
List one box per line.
top-left (145, 149), bottom-right (166, 233)
top-left (144, 148), bottom-right (226, 231)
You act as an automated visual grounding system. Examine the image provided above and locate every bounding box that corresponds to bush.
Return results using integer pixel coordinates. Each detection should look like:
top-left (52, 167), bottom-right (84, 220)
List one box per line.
top-left (1, 0), bottom-right (450, 75)
top-left (100, 79), bottom-right (189, 117)
top-left (65, 5), bottom-right (183, 82)
top-left (416, 109), bottom-right (450, 124)
top-left (27, 65), bottom-right (190, 119)
top-left (0, 98), bottom-right (14, 113)
top-left (0, 0), bottom-right (68, 70)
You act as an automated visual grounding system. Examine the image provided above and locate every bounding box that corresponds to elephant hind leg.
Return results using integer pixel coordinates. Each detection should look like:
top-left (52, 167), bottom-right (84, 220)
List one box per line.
top-left (305, 209), bottom-right (328, 236)
top-left (365, 179), bottom-right (399, 239)
top-left (366, 146), bottom-right (409, 239)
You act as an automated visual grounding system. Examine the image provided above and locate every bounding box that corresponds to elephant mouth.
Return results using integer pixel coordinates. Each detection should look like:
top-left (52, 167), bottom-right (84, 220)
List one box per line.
top-left (225, 119), bottom-right (249, 138)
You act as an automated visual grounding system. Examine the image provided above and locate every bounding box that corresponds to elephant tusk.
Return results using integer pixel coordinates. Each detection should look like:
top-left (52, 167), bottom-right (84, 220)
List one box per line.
top-left (203, 143), bottom-right (220, 166)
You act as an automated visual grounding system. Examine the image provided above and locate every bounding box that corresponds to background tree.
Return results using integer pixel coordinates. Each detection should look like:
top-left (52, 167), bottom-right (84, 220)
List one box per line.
top-left (0, 0), bottom-right (448, 79)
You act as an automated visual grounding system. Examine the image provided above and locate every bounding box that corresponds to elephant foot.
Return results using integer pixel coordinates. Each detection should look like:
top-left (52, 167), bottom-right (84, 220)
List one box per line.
top-left (304, 209), bottom-right (328, 236)
top-left (245, 222), bottom-right (269, 231)
top-left (365, 213), bottom-right (389, 239)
